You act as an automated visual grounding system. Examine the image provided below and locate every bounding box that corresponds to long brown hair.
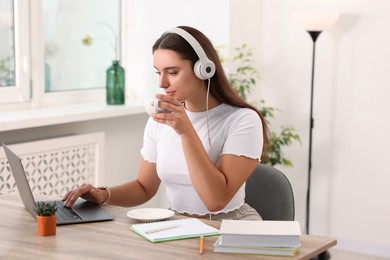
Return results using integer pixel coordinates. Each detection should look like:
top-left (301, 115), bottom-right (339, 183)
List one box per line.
top-left (153, 26), bottom-right (270, 160)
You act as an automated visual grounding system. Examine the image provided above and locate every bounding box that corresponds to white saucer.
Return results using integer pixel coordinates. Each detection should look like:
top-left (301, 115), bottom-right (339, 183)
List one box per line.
top-left (127, 208), bottom-right (175, 222)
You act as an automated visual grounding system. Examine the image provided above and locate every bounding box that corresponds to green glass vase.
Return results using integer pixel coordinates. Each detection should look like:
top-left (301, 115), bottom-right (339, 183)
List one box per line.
top-left (106, 60), bottom-right (125, 105)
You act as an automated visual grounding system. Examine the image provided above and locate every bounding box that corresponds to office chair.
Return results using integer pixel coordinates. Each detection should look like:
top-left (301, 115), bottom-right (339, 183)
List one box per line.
top-left (245, 164), bottom-right (295, 221)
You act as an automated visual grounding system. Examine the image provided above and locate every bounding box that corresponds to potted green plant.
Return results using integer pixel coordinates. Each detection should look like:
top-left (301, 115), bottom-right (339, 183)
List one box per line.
top-left (34, 201), bottom-right (57, 236)
top-left (220, 44), bottom-right (301, 167)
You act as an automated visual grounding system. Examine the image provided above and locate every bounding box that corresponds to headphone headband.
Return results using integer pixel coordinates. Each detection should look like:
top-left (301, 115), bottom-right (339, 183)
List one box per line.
top-left (164, 27), bottom-right (216, 80)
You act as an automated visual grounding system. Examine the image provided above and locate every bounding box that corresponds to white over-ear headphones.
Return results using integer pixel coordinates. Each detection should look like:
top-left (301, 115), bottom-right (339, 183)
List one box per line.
top-left (164, 27), bottom-right (216, 80)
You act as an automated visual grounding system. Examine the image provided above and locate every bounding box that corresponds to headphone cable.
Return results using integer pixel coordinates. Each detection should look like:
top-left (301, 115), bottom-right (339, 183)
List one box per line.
top-left (206, 79), bottom-right (211, 148)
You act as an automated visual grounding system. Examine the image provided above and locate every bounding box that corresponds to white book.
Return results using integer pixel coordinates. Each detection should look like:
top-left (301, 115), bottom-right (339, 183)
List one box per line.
top-left (219, 220), bottom-right (301, 247)
top-left (214, 238), bottom-right (298, 256)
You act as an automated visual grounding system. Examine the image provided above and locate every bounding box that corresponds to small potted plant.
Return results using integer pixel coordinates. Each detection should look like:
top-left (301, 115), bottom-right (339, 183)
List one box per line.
top-left (34, 201), bottom-right (57, 236)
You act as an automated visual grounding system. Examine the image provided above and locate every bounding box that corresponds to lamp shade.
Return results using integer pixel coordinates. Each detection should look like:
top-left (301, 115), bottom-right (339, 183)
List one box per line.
top-left (292, 12), bottom-right (340, 31)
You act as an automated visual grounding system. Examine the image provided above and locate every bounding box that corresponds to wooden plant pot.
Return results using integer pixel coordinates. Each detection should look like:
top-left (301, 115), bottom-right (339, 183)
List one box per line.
top-left (36, 215), bottom-right (56, 236)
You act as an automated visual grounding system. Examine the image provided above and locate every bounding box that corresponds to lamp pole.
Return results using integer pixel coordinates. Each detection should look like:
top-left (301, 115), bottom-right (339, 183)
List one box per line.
top-left (306, 30), bottom-right (322, 235)
top-left (292, 12), bottom-right (339, 260)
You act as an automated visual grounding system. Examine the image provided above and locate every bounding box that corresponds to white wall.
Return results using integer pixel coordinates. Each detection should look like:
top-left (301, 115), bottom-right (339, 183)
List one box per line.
top-left (230, 0), bottom-right (390, 257)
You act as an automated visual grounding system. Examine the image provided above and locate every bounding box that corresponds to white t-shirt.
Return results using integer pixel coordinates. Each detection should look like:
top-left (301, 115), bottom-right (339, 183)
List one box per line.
top-left (140, 103), bottom-right (263, 215)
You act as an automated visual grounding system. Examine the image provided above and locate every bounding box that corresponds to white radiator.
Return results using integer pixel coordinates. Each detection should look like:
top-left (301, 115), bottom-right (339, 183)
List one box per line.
top-left (0, 132), bottom-right (104, 196)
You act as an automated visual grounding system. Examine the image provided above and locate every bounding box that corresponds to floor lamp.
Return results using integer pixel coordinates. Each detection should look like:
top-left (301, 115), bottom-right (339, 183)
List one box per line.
top-left (292, 12), bottom-right (339, 236)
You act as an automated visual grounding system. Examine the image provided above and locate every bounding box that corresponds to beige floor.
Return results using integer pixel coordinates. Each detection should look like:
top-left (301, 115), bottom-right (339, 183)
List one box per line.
top-left (329, 249), bottom-right (390, 260)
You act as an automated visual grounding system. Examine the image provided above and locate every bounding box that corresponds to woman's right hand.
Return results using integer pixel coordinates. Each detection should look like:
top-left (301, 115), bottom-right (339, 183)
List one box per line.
top-left (62, 184), bottom-right (108, 208)
top-left (151, 94), bottom-right (193, 135)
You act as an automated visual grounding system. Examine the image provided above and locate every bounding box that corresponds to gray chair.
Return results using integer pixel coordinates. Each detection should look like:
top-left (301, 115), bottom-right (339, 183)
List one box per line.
top-left (245, 164), bottom-right (295, 221)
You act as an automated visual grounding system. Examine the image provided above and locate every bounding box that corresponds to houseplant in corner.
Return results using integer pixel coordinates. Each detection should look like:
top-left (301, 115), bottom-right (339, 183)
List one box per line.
top-left (35, 201), bottom-right (57, 236)
top-left (221, 44), bottom-right (301, 167)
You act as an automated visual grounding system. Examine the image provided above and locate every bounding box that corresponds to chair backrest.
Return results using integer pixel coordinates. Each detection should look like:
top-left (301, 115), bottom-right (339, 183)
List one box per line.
top-left (245, 164), bottom-right (295, 221)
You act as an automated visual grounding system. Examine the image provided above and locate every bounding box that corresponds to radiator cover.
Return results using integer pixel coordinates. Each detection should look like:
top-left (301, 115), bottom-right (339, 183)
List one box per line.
top-left (0, 132), bottom-right (104, 196)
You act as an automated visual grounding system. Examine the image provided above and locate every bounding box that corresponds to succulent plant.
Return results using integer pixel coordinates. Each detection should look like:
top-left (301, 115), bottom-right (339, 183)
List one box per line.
top-left (34, 201), bottom-right (57, 216)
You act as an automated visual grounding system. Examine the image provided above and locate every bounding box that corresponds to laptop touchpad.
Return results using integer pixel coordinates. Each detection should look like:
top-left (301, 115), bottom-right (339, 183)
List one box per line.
top-left (72, 199), bottom-right (113, 220)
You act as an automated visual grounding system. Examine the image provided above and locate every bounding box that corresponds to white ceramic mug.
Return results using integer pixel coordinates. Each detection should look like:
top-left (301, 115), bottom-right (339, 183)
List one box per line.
top-left (144, 98), bottom-right (170, 115)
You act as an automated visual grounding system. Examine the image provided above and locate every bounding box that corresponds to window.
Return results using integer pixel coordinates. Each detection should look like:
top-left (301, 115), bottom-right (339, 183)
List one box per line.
top-left (0, 1), bottom-right (15, 87)
top-left (35, 0), bottom-right (123, 106)
top-left (43, 0), bottom-right (121, 93)
top-left (0, 0), bottom-right (29, 105)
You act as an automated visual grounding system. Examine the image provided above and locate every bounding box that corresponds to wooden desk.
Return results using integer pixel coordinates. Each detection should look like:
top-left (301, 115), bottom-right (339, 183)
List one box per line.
top-left (0, 193), bottom-right (336, 259)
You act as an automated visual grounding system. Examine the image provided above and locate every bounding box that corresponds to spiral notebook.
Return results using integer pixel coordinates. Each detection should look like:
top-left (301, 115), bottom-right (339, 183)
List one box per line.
top-left (131, 218), bottom-right (219, 243)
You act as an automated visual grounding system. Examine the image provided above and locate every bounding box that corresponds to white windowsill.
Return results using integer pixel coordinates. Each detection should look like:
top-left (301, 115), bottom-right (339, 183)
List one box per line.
top-left (0, 99), bottom-right (146, 132)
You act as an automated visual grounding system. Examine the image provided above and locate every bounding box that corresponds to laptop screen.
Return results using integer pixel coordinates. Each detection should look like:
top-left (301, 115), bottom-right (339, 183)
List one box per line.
top-left (3, 143), bottom-right (37, 217)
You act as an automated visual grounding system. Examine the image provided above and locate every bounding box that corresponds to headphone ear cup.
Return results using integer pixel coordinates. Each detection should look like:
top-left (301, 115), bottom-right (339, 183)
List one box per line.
top-left (193, 59), bottom-right (216, 80)
top-left (193, 60), bottom-right (204, 80)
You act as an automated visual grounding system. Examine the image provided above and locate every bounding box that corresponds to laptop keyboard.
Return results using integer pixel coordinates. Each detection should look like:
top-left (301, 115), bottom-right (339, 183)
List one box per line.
top-left (54, 201), bottom-right (83, 221)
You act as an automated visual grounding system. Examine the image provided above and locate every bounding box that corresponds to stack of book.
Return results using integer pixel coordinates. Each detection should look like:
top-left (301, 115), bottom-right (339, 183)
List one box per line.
top-left (214, 220), bottom-right (301, 256)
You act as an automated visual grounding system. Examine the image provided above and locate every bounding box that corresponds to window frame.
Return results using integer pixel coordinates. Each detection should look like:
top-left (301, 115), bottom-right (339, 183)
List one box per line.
top-left (31, 0), bottom-right (128, 107)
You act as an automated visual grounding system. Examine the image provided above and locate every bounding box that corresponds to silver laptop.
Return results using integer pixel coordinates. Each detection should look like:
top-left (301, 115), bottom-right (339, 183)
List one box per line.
top-left (2, 143), bottom-right (114, 225)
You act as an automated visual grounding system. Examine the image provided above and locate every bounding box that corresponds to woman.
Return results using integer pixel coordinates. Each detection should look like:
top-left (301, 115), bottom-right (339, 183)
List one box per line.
top-left (63, 26), bottom-right (270, 221)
